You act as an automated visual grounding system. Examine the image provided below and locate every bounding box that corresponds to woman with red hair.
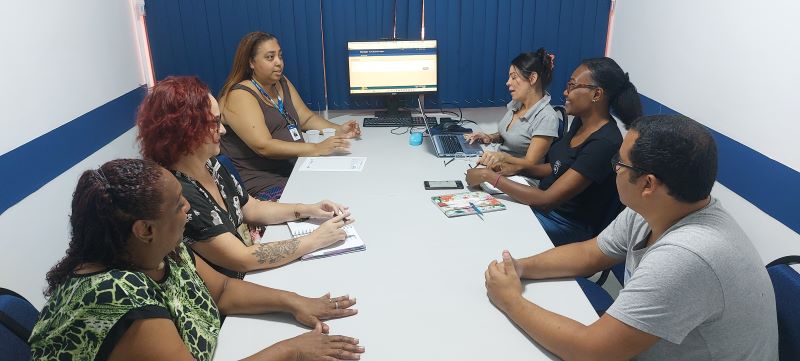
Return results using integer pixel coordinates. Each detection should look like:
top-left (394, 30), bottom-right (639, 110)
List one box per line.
top-left (138, 76), bottom-right (353, 279)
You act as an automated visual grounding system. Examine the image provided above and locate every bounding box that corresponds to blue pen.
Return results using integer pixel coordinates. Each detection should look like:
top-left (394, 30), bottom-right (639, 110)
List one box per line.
top-left (468, 202), bottom-right (485, 221)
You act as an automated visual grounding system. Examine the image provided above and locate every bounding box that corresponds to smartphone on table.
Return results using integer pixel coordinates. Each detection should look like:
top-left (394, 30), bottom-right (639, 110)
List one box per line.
top-left (424, 180), bottom-right (464, 190)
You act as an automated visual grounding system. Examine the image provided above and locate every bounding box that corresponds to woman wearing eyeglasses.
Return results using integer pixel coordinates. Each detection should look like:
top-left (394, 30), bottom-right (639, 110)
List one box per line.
top-left (467, 57), bottom-right (642, 246)
top-left (137, 76), bottom-right (355, 279)
top-left (464, 49), bottom-right (560, 177)
top-left (219, 32), bottom-right (362, 201)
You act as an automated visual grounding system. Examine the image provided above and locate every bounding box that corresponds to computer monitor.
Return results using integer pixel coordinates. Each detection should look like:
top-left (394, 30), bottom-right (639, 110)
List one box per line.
top-left (347, 39), bottom-right (437, 116)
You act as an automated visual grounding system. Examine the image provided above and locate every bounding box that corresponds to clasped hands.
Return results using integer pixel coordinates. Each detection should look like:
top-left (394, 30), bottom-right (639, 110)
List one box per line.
top-left (485, 250), bottom-right (525, 314)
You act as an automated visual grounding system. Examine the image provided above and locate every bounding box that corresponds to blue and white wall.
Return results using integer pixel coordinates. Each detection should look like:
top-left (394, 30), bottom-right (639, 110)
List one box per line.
top-left (0, 1), bottom-right (150, 308)
top-left (608, 0), bottom-right (800, 262)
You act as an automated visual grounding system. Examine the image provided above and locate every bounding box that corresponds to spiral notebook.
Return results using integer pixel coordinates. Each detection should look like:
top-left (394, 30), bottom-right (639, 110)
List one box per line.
top-left (287, 219), bottom-right (365, 260)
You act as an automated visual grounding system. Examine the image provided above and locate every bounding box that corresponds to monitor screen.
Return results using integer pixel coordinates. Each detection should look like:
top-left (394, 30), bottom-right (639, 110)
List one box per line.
top-left (347, 40), bottom-right (437, 95)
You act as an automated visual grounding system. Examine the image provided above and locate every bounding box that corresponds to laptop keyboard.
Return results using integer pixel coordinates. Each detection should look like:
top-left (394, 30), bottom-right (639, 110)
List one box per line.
top-left (363, 116), bottom-right (437, 127)
top-left (439, 135), bottom-right (464, 154)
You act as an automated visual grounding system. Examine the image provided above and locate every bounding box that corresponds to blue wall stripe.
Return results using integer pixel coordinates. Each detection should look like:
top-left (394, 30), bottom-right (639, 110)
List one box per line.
top-left (639, 94), bottom-right (800, 235)
top-left (0, 86), bottom-right (147, 215)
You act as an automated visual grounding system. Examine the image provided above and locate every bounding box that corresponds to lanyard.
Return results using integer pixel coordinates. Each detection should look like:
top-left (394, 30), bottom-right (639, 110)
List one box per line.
top-left (251, 79), bottom-right (288, 121)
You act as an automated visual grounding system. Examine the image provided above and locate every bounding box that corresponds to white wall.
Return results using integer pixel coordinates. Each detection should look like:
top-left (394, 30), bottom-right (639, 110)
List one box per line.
top-left (0, 1), bottom-right (146, 308)
top-left (608, 0), bottom-right (800, 261)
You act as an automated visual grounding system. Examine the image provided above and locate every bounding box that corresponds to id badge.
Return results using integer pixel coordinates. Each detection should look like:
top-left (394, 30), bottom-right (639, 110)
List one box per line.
top-left (288, 124), bottom-right (302, 141)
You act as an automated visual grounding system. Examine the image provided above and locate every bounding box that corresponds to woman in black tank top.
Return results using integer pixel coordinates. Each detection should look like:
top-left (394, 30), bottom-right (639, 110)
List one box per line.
top-left (218, 32), bottom-right (362, 200)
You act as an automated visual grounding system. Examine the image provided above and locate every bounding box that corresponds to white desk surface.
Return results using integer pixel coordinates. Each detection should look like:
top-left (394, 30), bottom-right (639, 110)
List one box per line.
top-left (214, 108), bottom-right (598, 360)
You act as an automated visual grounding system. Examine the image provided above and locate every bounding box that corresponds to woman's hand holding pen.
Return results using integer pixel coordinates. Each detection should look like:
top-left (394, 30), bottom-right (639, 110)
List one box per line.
top-left (301, 200), bottom-right (348, 219)
top-left (315, 136), bottom-right (351, 156)
top-left (307, 212), bottom-right (354, 249)
top-left (465, 167), bottom-right (496, 187)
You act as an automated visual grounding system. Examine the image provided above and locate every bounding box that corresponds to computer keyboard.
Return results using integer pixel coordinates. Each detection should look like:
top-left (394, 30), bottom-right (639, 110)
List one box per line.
top-left (438, 135), bottom-right (464, 154)
top-left (363, 116), bottom-right (438, 127)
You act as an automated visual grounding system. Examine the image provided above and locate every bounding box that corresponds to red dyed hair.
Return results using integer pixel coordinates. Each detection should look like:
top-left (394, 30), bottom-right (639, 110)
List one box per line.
top-left (137, 76), bottom-right (216, 167)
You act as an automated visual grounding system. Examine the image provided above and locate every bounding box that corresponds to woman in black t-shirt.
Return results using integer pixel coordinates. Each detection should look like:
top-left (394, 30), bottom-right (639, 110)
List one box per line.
top-left (137, 76), bottom-right (356, 279)
top-left (467, 58), bottom-right (642, 246)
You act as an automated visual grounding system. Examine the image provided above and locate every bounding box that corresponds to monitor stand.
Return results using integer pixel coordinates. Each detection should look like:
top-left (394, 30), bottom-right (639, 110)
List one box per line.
top-left (374, 94), bottom-right (410, 118)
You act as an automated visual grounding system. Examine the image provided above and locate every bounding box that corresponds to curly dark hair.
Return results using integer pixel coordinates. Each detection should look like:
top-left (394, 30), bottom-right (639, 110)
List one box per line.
top-left (44, 159), bottom-right (165, 296)
top-left (136, 76), bottom-right (216, 167)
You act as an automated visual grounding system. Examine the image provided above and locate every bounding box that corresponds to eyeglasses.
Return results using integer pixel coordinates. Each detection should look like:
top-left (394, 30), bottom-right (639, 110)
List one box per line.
top-left (611, 153), bottom-right (653, 175)
top-left (565, 81), bottom-right (600, 94)
top-left (213, 115), bottom-right (222, 131)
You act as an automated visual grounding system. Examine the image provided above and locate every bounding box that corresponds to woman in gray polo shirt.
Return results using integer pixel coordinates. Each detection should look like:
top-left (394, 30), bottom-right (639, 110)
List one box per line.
top-left (464, 49), bottom-right (560, 176)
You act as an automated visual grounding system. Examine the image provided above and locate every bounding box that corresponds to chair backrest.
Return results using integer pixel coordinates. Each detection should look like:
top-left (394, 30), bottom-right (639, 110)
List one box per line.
top-left (0, 288), bottom-right (39, 360)
top-left (767, 256), bottom-right (800, 360)
top-left (553, 104), bottom-right (568, 139)
top-left (216, 154), bottom-right (245, 186)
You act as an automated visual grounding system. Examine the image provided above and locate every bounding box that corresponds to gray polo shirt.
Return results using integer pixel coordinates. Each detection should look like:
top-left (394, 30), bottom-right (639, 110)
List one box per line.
top-left (497, 93), bottom-right (559, 158)
top-left (596, 198), bottom-right (778, 360)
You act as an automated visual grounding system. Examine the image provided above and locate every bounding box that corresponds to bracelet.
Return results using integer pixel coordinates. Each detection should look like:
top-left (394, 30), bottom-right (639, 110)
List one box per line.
top-left (492, 174), bottom-right (502, 188)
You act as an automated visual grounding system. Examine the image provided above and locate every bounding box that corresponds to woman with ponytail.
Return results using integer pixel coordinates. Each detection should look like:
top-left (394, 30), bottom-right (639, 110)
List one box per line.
top-left (465, 48), bottom-right (560, 177)
top-left (467, 57), bottom-right (642, 246)
top-left (30, 159), bottom-right (364, 361)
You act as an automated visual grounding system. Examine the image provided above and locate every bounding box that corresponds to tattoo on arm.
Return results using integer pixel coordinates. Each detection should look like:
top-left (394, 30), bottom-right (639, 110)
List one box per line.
top-left (252, 238), bottom-right (301, 264)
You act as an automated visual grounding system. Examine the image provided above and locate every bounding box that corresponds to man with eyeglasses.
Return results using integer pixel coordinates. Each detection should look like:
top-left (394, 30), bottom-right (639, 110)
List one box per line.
top-left (484, 114), bottom-right (778, 360)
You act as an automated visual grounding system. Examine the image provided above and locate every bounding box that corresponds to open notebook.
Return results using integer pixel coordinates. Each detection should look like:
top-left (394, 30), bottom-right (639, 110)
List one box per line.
top-left (287, 219), bottom-right (366, 260)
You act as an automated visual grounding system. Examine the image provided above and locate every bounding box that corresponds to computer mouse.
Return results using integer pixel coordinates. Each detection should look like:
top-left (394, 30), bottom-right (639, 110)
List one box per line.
top-left (409, 131), bottom-right (423, 146)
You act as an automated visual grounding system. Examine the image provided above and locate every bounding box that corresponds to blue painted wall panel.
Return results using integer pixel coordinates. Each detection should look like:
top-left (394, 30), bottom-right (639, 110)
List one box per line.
top-left (145, 0), bottom-right (611, 110)
top-left (145, 0), bottom-right (327, 110)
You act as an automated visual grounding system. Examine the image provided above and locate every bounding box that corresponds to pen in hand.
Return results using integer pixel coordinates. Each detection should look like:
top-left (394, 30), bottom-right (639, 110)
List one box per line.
top-left (468, 202), bottom-right (485, 221)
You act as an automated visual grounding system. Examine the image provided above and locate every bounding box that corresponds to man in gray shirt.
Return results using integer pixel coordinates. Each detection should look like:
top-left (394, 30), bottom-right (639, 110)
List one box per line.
top-left (484, 114), bottom-right (778, 360)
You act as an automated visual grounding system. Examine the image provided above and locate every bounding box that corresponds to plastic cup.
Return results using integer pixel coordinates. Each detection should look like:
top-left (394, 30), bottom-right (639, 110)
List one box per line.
top-left (305, 130), bottom-right (321, 143)
top-left (322, 128), bottom-right (336, 140)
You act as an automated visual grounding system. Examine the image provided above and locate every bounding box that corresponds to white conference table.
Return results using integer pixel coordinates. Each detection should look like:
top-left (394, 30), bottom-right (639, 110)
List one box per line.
top-left (214, 108), bottom-right (598, 360)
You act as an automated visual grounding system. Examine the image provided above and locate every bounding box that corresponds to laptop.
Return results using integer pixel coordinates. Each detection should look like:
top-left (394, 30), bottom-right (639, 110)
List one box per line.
top-left (417, 98), bottom-right (483, 157)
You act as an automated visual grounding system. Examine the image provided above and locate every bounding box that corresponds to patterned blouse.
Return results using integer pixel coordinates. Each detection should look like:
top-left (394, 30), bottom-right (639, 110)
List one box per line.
top-left (173, 156), bottom-right (250, 280)
top-left (29, 244), bottom-right (221, 361)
